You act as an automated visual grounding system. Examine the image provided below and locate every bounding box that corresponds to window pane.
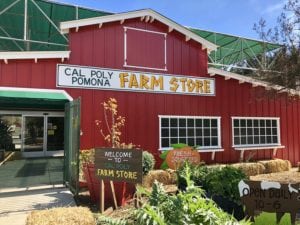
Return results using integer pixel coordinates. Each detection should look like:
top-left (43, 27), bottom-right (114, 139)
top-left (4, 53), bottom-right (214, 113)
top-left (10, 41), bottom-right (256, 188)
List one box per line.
top-left (170, 128), bottom-right (178, 136)
top-left (266, 128), bottom-right (272, 135)
top-left (254, 120), bottom-right (259, 127)
top-left (161, 138), bottom-right (169, 147)
top-left (247, 120), bottom-right (253, 127)
top-left (234, 119), bottom-right (239, 127)
top-left (196, 138), bottom-right (203, 146)
top-left (266, 120), bottom-right (271, 127)
top-left (161, 128), bottom-right (169, 137)
top-left (179, 128), bottom-right (186, 136)
top-left (211, 119), bottom-right (217, 127)
top-left (195, 119), bottom-right (202, 127)
top-left (247, 136), bottom-right (253, 144)
top-left (272, 128), bottom-right (277, 135)
top-left (241, 128), bottom-right (246, 135)
top-left (204, 119), bottom-right (210, 127)
top-left (247, 128), bottom-right (253, 135)
top-left (234, 128), bottom-right (239, 135)
top-left (211, 137), bottom-right (218, 146)
top-left (241, 137), bottom-right (246, 144)
top-left (272, 120), bottom-right (277, 127)
top-left (161, 118), bottom-right (169, 127)
top-left (254, 136), bottom-right (259, 144)
top-left (170, 118), bottom-right (178, 127)
top-left (188, 128), bottom-right (194, 136)
top-left (188, 138), bottom-right (195, 146)
top-left (240, 120), bottom-right (246, 127)
top-left (260, 136), bottom-right (266, 144)
top-left (211, 128), bottom-right (218, 136)
top-left (260, 120), bottom-right (265, 127)
top-left (267, 136), bottom-right (272, 143)
top-left (260, 128), bottom-right (265, 135)
top-left (254, 128), bottom-right (259, 135)
top-left (179, 138), bottom-right (186, 144)
top-left (234, 137), bottom-right (240, 145)
top-left (187, 119), bottom-right (194, 127)
top-left (204, 128), bottom-right (210, 136)
top-left (171, 138), bottom-right (178, 144)
top-left (196, 129), bottom-right (202, 136)
top-left (273, 136), bottom-right (278, 143)
top-left (204, 138), bottom-right (210, 146)
top-left (179, 118), bottom-right (186, 127)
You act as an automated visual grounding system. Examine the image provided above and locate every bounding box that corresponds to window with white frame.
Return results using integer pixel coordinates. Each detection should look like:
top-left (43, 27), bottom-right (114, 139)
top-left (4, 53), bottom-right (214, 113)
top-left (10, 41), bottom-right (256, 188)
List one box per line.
top-left (232, 117), bottom-right (280, 147)
top-left (159, 116), bottom-right (221, 150)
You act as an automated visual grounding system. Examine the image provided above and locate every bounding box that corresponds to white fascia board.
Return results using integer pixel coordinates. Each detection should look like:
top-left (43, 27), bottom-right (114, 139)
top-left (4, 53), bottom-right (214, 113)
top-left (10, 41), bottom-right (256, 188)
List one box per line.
top-left (60, 9), bottom-right (218, 52)
top-left (208, 67), bottom-right (300, 96)
top-left (0, 51), bottom-right (70, 60)
top-left (0, 86), bottom-right (73, 101)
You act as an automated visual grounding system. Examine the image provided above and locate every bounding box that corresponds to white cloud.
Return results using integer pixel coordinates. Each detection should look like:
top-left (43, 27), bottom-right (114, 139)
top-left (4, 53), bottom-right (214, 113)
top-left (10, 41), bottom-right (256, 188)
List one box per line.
top-left (263, 0), bottom-right (286, 14)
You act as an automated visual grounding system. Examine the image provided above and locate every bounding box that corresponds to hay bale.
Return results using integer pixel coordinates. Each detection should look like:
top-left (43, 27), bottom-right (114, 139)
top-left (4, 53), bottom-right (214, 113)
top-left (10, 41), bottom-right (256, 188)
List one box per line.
top-left (142, 169), bottom-right (177, 188)
top-left (231, 162), bottom-right (266, 176)
top-left (26, 207), bottom-right (95, 225)
top-left (258, 159), bottom-right (291, 173)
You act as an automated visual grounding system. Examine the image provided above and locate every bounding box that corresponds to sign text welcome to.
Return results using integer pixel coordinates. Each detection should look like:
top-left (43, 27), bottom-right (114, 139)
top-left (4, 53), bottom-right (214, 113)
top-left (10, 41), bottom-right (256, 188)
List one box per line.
top-left (57, 64), bottom-right (215, 96)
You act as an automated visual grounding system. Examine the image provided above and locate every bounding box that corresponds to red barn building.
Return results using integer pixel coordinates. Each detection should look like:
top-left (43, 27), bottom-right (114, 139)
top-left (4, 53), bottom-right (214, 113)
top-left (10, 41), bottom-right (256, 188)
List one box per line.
top-left (0, 9), bottom-right (299, 186)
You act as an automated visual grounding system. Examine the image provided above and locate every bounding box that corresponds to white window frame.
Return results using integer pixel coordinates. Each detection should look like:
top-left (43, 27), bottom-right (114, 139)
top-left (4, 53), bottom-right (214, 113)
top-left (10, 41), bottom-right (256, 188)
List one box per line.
top-left (124, 26), bottom-right (167, 71)
top-left (159, 115), bottom-right (222, 151)
top-left (231, 116), bottom-right (281, 148)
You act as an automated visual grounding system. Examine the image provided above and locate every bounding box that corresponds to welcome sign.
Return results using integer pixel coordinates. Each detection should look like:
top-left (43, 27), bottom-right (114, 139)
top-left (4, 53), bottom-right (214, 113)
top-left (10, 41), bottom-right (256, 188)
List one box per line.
top-left (57, 64), bottom-right (215, 96)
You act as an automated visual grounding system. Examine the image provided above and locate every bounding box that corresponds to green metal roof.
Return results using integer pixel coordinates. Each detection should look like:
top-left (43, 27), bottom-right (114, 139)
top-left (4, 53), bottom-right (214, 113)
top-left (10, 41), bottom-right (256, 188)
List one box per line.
top-left (0, 0), bottom-right (282, 68)
top-left (0, 89), bottom-right (69, 109)
top-left (190, 28), bottom-right (282, 67)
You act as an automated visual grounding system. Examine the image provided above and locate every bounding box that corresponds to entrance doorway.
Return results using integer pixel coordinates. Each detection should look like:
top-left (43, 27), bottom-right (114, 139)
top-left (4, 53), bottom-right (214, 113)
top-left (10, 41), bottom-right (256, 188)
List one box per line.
top-left (23, 114), bottom-right (64, 157)
top-left (0, 111), bottom-right (64, 158)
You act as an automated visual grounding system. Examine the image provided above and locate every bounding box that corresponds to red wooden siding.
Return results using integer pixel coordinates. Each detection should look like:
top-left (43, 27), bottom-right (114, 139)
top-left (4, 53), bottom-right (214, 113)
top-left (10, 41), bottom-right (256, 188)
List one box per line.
top-left (0, 18), bottom-right (300, 166)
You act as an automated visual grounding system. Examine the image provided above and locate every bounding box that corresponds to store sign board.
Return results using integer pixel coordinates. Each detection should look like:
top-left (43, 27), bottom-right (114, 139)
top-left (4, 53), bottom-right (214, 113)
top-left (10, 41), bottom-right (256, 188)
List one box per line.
top-left (94, 148), bottom-right (143, 184)
top-left (239, 180), bottom-right (300, 224)
top-left (166, 147), bottom-right (200, 170)
top-left (57, 64), bottom-right (215, 96)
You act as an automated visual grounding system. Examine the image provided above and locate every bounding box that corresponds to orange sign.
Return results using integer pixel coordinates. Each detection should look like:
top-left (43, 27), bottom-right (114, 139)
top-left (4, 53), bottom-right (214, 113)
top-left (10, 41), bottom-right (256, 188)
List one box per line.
top-left (166, 147), bottom-right (200, 170)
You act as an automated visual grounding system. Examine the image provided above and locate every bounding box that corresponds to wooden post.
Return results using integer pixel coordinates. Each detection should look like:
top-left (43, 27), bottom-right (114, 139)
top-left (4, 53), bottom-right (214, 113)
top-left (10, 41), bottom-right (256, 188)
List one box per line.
top-left (110, 180), bottom-right (118, 209)
top-left (100, 180), bottom-right (105, 213)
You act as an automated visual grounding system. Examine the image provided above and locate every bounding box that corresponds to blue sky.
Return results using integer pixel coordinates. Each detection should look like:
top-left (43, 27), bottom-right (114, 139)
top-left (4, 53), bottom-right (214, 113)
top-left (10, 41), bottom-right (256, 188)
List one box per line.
top-left (55, 0), bottom-right (286, 40)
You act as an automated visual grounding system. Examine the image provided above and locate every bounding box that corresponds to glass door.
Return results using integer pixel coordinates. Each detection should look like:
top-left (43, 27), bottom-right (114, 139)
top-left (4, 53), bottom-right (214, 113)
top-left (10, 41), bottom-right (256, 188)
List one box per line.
top-left (22, 113), bottom-right (64, 157)
top-left (23, 116), bottom-right (45, 157)
top-left (46, 116), bottom-right (64, 156)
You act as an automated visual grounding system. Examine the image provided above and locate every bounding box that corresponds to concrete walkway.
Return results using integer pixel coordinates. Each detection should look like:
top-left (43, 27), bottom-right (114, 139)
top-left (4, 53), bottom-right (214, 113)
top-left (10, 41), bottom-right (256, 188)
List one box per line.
top-left (0, 187), bottom-right (76, 225)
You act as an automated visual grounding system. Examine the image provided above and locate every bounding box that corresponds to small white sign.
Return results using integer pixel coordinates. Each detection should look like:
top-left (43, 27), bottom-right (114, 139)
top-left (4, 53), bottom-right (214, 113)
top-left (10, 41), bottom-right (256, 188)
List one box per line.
top-left (57, 64), bottom-right (215, 96)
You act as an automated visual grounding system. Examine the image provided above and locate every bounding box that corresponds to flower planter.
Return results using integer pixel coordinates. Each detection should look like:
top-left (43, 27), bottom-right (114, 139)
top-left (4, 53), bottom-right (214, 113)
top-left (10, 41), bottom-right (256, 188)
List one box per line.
top-left (210, 194), bottom-right (245, 220)
top-left (83, 163), bottom-right (135, 207)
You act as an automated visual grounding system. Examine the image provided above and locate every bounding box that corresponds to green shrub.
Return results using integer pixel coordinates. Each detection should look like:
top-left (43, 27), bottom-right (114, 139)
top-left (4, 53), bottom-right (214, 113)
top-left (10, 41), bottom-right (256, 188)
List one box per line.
top-left (204, 166), bottom-right (247, 204)
top-left (142, 151), bottom-right (155, 175)
top-left (0, 119), bottom-right (13, 150)
top-left (135, 166), bottom-right (250, 225)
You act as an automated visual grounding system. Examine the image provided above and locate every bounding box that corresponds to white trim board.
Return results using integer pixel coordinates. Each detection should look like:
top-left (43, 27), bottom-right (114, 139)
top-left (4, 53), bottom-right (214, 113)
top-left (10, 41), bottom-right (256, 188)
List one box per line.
top-left (0, 51), bottom-right (70, 62)
top-left (208, 67), bottom-right (300, 96)
top-left (60, 9), bottom-right (217, 52)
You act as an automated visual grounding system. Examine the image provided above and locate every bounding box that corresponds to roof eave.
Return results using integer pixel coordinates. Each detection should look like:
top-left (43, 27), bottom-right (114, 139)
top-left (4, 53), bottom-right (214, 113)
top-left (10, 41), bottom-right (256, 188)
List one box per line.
top-left (60, 9), bottom-right (218, 52)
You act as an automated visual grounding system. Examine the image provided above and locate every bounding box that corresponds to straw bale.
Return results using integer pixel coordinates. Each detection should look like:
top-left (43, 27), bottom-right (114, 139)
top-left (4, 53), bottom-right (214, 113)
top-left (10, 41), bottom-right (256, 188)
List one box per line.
top-left (231, 162), bottom-right (266, 177)
top-left (258, 159), bottom-right (291, 173)
top-left (26, 207), bottom-right (95, 225)
top-left (142, 169), bottom-right (177, 188)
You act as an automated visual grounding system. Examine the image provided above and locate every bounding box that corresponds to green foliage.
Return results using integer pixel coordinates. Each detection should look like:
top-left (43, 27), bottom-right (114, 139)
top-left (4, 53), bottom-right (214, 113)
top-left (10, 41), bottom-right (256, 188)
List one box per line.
top-left (135, 175), bottom-right (250, 225)
top-left (97, 215), bottom-right (129, 225)
top-left (177, 163), bottom-right (247, 204)
top-left (142, 151), bottom-right (155, 175)
top-left (204, 166), bottom-right (247, 204)
top-left (170, 143), bottom-right (188, 149)
top-left (0, 119), bottom-right (13, 150)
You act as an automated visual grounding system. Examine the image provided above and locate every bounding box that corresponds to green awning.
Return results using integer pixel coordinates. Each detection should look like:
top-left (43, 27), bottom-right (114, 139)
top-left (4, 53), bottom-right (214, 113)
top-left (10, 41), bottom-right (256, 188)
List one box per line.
top-left (0, 89), bottom-right (70, 110)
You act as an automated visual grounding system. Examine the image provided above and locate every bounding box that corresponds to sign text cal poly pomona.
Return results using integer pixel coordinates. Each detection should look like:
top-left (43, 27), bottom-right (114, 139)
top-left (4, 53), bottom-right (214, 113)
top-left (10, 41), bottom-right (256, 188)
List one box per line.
top-left (57, 64), bottom-right (215, 96)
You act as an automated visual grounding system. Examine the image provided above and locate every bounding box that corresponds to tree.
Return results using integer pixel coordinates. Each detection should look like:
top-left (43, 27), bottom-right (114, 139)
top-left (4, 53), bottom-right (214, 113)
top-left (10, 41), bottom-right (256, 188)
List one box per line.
top-left (253, 0), bottom-right (300, 92)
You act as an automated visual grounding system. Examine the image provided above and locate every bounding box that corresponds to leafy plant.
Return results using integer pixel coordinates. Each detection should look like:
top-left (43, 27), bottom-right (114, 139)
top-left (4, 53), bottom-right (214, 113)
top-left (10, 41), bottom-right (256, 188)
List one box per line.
top-left (142, 151), bottom-right (155, 175)
top-left (135, 169), bottom-right (250, 225)
top-left (204, 166), bottom-right (247, 204)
